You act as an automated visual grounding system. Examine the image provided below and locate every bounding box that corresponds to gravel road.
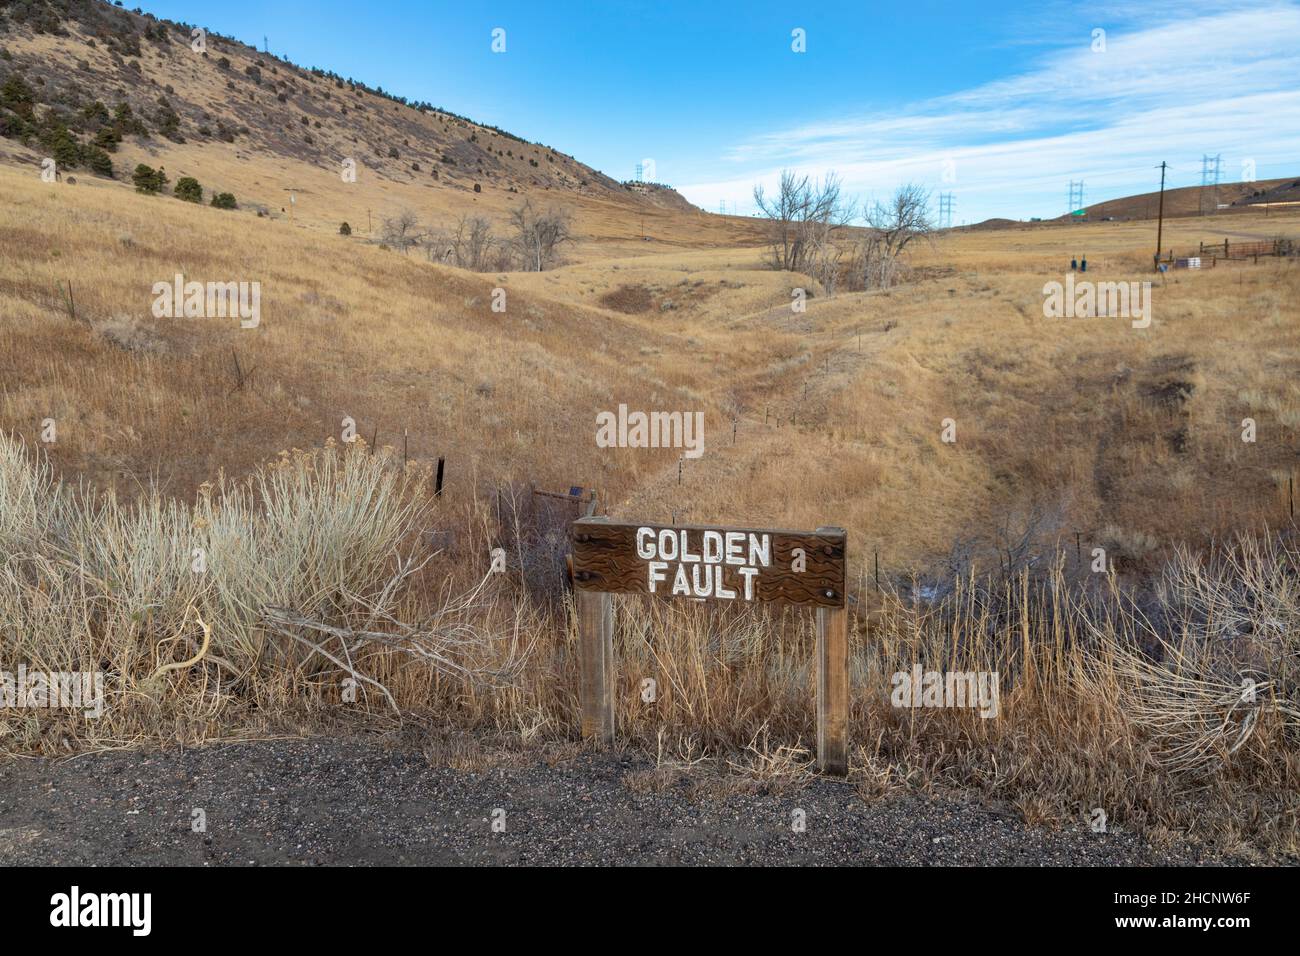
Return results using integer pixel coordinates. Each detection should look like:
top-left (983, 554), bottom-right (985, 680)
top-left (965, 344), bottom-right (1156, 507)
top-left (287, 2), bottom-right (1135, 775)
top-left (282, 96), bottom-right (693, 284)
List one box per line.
top-left (0, 736), bottom-right (1242, 866)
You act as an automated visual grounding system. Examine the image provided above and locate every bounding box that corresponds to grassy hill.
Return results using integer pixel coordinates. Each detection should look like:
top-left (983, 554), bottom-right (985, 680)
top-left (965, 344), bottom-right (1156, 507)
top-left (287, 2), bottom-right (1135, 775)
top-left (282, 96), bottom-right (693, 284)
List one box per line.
top-left (0, 0), bottom-right (754, 255)
top-left (1060, 177), bottom-right (1296, 222)
top-left (2, 0), bottom-right (1299, 858)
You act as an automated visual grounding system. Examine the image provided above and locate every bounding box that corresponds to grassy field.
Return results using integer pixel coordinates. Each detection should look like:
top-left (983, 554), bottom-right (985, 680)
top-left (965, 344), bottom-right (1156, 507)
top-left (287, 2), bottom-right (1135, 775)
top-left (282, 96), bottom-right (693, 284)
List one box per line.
top-left (5, 165), bottom-right (1298, 570)
top-left (3, 161), bottom-right (1300, 858)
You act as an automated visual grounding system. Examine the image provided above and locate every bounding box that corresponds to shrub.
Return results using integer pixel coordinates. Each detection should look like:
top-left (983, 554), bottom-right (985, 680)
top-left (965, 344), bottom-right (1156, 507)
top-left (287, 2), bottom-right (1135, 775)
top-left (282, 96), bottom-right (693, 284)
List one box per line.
top-left (0, 110), bottom-right (33, 142)
top-left (339, 221), bottom-right (351, 235)
top-left (112, 101), bottom-right (146, 137)
top-left (0, 74), bottom-right (35, 120)
top-left (92, 125), bottom-right (121, 151)
top-left (39, 121), bottom-right (80, 169)
top-left (210, 192), bottom-right (237, 210)
top-left (132, 163), bottom-right (167, 193)
top-left (173, 176), bottom-right (202, 203)
top-left (81, 145), bottom-right (113, 177)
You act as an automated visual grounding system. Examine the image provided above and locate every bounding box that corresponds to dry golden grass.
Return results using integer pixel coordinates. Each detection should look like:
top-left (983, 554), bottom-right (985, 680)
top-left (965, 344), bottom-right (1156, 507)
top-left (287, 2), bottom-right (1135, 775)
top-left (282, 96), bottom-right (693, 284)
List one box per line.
top-left (2, 433), bottom-right (1296, 856)
top-left (3, 156), bottom-right (1300, 856)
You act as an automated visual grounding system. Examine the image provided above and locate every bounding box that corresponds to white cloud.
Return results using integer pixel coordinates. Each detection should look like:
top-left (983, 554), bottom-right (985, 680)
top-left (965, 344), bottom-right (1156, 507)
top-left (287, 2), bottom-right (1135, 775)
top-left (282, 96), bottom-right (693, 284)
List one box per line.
top-left (681, 4), bottom-right (1300, 222)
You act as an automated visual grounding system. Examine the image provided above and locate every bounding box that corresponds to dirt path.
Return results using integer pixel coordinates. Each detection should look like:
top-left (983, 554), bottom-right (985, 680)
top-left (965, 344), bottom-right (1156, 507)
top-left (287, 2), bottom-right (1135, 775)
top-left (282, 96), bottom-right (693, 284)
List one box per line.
top-left (0, 737), bottom-right (1241, 866)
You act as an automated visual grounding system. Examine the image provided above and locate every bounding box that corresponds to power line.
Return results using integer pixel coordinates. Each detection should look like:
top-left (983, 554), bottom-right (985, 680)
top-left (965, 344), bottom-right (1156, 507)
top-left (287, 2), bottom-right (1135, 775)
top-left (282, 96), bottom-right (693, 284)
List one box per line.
top-left (938, 193), bottom-right (954, 229)
top-left (1200, 153), bottom-right (1222, 215)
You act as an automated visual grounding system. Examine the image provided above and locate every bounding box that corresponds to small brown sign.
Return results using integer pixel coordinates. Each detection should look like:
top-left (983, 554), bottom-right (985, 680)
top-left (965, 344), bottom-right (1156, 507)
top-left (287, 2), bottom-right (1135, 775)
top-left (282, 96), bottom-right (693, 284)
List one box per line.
top-left (571, 520), bottom-right (846, 607)
top-left (570, 516), bottom-right (850, 775)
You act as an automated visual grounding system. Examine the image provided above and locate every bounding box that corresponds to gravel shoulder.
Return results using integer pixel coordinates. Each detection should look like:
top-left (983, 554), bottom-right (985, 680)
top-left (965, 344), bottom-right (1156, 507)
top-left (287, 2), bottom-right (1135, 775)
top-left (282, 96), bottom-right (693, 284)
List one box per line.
top-left (0, 736), bottom-right (1245, 866)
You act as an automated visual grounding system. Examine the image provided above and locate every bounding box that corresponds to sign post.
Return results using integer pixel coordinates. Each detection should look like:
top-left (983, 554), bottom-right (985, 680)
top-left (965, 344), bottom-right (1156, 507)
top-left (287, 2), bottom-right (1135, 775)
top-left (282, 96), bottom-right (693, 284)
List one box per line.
top-left (570, 516), bottom-right (849, 774)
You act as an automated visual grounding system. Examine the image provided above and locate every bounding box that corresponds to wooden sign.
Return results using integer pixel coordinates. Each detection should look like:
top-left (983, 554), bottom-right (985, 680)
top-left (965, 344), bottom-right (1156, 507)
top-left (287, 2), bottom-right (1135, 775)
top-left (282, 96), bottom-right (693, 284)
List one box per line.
top-left (571, 520), bottom-right (846, 607)
top-left (570, 517), bottom-right (849, 775)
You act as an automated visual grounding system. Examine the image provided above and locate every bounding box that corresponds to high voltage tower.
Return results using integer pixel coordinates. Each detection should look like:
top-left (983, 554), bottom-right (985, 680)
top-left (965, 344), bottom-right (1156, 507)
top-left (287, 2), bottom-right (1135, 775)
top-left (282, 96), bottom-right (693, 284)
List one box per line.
top-left (1200, 153), bottom-right (1222, 215)
top-left (938, 193), bottom-right (954, 229)
top-left (634, 162), bottom-right (644, 182)
top-left (1068, 180), bottom-right (1085, 217)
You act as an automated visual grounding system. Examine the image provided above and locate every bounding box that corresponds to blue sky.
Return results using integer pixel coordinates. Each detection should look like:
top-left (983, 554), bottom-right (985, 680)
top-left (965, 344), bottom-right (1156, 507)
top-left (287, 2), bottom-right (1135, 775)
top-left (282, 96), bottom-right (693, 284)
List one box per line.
top-left (132, 0), bottom-right (1300, 223)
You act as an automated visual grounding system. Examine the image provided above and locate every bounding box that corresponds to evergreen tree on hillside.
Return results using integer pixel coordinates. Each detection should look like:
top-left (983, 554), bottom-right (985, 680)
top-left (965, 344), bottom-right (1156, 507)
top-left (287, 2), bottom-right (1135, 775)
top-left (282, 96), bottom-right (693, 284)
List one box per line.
top-left (132, 163), bottom-right (168, 194)
top-left (174, 176), bottom-right (202, 203)
top-left (0, 74), bottom-right (35, 119)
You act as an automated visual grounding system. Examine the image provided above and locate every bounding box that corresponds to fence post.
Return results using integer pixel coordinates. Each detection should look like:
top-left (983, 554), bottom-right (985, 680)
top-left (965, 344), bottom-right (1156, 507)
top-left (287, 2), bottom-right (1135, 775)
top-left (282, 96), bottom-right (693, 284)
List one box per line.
top-left (577, 590), bottom-right (615, 744)
top-left (816, 526), bottom-right (849, 776)
top-left (576, 517), bottom-right (615, 745)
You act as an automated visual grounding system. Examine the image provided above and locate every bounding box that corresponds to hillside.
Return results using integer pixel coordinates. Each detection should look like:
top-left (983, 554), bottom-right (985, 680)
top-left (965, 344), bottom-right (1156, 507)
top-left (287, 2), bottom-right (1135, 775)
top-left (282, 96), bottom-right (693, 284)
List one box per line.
top-left (0, 0), bottom-right (757, 256)
top-left (3, 1), bottom-right (1300, 862)
top-left (1060, 177), bottom-right (1295, 222)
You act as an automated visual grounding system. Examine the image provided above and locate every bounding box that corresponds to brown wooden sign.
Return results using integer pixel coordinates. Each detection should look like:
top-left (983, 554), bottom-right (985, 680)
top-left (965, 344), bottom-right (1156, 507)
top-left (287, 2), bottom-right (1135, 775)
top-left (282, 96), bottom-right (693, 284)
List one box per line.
top-left (570, 516), bottom-right (849, 775)
top-left (571, 520), bottom-right (846, 607)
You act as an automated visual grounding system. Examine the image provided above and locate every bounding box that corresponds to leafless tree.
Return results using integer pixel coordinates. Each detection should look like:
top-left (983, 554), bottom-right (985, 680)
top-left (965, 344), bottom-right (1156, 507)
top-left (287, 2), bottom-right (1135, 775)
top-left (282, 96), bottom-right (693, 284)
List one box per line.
top-left (381, 208), bottom-right (423, 255)
top-left (754, 170), bottom-right (809, 272)
top-left (509, 199), bottom-right (573, 272)
top-left (427, 214), bottom-right (498, 270)
top-left (753, 171), bottom-right (855, 288)
top-left (852, 184), bottom-right (933, 290)
top-left (800, 174), bottom-right (856, 293)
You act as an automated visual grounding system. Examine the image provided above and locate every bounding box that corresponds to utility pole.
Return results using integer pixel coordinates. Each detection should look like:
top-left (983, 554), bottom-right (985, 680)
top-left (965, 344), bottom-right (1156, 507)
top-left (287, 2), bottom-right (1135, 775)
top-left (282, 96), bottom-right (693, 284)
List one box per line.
top-left (938, 193), bottom-right (954, 229)
top-left (1200, 153), bottom-right (1222, 215)
top-left (1068, 180), bottom-right (1085, 218)
top-left (1154, 161), bottom-right (1167, 271)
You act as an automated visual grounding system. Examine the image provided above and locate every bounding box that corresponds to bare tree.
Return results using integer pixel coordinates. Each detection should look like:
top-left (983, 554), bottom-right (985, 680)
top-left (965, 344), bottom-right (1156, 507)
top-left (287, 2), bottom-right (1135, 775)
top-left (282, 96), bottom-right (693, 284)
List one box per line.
top-left (454, 214), bottom-right (497, 271)
top-left (754, 170), bottom-right (810, 272)
top-left (800, 174), bottom-right (856, 294)
top-left (753, 171), bottom-right (855, 290)
top-left (427, 214), bottom-right (498, 270)
top-left (508, 199), bottom-right (573, 272)
top-left (381, 208), bottom-right (423, 255)
top-left (852, 184), bottom-right (933, 290)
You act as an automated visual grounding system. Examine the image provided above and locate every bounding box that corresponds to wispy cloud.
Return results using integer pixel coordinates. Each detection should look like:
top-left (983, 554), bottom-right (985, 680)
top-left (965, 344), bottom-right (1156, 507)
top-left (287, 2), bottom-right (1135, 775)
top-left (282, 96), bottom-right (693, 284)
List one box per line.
top-left (681, 4), bottom-right (1300, 221)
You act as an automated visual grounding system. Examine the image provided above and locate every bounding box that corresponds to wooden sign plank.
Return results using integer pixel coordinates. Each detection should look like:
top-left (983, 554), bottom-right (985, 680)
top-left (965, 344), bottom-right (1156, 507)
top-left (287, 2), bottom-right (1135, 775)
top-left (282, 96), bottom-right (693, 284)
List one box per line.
top-left (571, 518), bottom-right (846, 608)
top-left (570, 516), bottom-right (850, 776)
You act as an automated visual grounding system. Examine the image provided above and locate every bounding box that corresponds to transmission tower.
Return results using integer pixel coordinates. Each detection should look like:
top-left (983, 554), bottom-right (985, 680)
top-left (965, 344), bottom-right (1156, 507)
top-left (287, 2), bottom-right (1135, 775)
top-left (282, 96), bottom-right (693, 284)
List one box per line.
top-left (938, 193), bottom-right (954, 229)
top-left (634, 162), bottom-right (644, 182)
top-left (1068, 181), bottom-right (1085, 218)
top-left (718, 199), bottom-right (727, 215)
top-left (1200, 153), bottom-right (1222, 215)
